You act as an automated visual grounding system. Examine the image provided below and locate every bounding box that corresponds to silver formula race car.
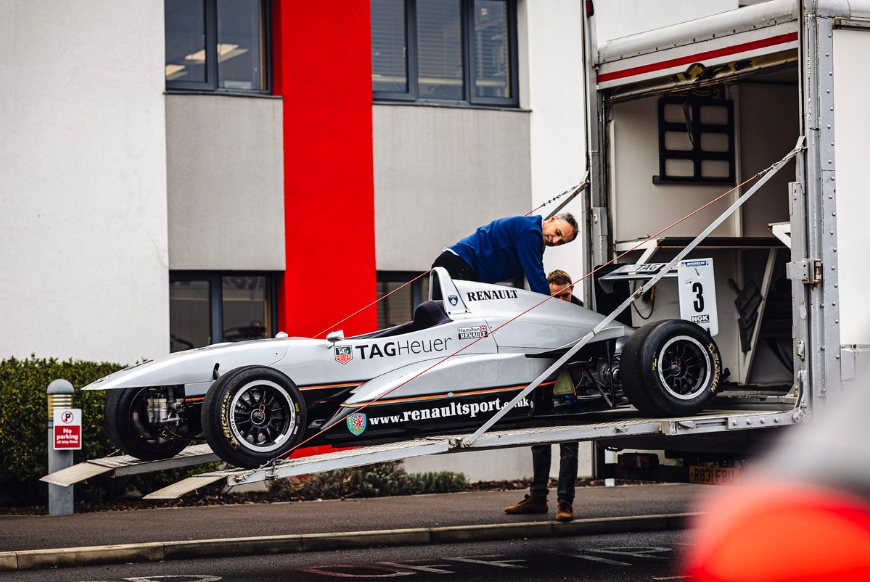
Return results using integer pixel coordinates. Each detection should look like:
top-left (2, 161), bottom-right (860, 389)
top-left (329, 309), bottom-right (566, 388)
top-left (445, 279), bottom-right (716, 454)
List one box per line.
top-left (84, 268), bottom-right (722, 468)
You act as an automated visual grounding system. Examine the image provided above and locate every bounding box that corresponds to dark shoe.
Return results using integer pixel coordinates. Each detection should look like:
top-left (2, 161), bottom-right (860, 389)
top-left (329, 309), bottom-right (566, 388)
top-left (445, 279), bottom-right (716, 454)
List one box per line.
top-left (504, 494), bottom-right (548, 515)
top-left (556, 502), bottom-right (574, 522)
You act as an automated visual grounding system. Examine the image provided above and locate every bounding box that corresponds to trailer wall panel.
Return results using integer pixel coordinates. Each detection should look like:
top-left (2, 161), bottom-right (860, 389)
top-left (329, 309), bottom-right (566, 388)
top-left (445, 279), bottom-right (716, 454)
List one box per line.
top-left (832, 29), bottom-right (870, 345)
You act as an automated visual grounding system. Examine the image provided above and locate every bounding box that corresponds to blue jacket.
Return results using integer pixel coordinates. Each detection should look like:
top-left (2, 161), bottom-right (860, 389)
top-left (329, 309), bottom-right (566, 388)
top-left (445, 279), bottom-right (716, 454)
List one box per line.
top-left (449, 215), bottom-right (549, 295)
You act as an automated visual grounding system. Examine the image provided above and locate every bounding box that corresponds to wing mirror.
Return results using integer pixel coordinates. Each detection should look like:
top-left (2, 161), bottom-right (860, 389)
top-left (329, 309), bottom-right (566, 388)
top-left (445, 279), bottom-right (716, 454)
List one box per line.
top-left (326, 330), bottom-right (345, 343)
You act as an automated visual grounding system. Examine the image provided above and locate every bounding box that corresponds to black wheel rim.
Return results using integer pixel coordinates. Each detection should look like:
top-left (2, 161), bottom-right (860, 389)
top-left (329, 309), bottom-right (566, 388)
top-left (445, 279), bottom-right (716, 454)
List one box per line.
top-left (229, 379), bottom-right (296, 453)
top-left (656, 335), bottom-right (711, 400)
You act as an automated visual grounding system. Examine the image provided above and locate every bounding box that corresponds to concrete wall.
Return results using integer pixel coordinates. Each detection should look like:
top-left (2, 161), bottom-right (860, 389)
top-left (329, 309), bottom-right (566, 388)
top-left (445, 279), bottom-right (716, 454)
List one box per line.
top-left (403, 442), bottom-right (593, 483)
top-left (0, 0), bottom-right (169, 364)
top-left (373, 105), bottom-right (532, 271)
top-left (523, 0), bottom-right (588, 291)
top-left (166, 94), bottom-right (285, 271)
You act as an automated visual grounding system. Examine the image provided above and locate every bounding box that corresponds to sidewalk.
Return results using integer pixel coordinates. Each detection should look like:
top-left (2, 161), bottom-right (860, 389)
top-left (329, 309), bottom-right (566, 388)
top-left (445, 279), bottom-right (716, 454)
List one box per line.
top-left (0, 484), bottom-right (705, 571)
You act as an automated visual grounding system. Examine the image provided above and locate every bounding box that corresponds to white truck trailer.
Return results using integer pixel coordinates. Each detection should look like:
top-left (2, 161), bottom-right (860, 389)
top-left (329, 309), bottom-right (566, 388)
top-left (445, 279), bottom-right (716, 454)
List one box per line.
top-left (581, 0), bottom-right (870, 479)
top-left (44, 0), bottom-right (870, 496)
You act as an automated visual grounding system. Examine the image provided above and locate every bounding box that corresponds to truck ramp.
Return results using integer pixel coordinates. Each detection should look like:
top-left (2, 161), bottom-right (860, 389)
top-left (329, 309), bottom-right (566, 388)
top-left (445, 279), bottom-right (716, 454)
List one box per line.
top-left (143, 408), bottom-right (798, 500)
top-left (40, 443), bottom-right (220, 488)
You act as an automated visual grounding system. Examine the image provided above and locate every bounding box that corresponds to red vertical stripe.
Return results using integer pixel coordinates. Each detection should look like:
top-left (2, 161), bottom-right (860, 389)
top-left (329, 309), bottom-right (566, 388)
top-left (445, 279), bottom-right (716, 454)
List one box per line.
top-left (272, 0), bottom-right (377, 337)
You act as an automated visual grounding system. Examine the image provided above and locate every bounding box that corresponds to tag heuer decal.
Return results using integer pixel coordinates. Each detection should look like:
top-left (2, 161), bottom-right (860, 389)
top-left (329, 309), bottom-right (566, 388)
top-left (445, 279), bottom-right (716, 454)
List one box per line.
top-left (334, 345), bottom-right (353, 364)
top-left (458, 325), bottom-right (488, 340)
top-left (448, 295), bottom-right (459, 306)
top-left (347, 412), bottom-right (367, 436)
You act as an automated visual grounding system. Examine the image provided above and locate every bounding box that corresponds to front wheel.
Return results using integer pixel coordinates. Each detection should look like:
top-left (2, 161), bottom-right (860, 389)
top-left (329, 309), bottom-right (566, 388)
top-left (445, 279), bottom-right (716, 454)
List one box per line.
top-left (620, 319), bottom-right (722, 417)
top-left (104, 388), bottom-right (190, 460)
top-left (201, 366), bottom-right (307, 468)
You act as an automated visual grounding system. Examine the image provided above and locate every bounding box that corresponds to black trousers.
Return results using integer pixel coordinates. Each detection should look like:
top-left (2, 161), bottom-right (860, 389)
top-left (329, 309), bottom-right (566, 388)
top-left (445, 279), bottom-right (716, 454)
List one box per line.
top-left (530, 442), bottom-right (579, 505)
top-left (432, 251), bottom-right (476, 282)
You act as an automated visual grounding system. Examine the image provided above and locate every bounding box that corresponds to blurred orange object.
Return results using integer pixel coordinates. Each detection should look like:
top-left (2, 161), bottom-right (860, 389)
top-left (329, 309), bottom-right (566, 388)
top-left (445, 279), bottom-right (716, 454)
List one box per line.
top-left (684, 482), bottom-right (870, 582)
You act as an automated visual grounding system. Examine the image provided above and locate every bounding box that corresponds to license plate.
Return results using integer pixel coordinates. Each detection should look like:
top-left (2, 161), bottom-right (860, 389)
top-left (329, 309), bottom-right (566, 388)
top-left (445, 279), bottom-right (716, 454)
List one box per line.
top-left (688, 465), bottom-right (741, 485)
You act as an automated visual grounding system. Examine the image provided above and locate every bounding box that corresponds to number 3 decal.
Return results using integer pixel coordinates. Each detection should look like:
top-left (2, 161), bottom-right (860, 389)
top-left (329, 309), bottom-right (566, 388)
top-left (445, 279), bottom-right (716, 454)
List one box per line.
top-left (692, 282), bottom-right (704, 312)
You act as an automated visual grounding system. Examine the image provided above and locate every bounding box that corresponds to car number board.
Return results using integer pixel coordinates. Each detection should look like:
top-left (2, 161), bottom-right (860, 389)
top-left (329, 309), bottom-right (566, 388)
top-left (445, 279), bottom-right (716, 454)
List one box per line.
top-left (678, 258), bottom-right (719, 337)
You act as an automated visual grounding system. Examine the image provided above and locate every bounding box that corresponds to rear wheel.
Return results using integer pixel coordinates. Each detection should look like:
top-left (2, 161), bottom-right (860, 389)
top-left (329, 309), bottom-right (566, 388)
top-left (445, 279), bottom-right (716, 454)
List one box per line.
top-left (620, 319), bottom-right (722, 417)
top-left (104, 388), bottom-right (189, 460)
top-left (201, 366), bottom-right (306, 468)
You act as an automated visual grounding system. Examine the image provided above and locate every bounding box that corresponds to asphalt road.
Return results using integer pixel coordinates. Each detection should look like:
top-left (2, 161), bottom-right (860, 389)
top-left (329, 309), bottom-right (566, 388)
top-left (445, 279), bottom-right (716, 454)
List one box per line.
top-left (0, 484), bottom-right (706, 553)
top-left (2, 530), bottom-right (696, 581)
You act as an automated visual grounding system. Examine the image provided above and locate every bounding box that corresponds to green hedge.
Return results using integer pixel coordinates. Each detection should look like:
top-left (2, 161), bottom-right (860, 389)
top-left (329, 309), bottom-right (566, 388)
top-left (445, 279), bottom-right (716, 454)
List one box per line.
top-left (0, 356), bottom-right (205, 507)
top-left (269, 461), bottom-right (468, 500)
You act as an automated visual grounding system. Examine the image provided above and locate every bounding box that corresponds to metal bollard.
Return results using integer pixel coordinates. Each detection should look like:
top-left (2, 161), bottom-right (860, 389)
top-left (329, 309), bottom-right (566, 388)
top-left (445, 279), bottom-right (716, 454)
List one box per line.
top-left (47, 379), bottom-right (75, 515)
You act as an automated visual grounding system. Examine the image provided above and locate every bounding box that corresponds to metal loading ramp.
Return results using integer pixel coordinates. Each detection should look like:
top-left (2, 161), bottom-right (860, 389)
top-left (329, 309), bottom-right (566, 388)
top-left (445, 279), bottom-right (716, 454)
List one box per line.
top-left (40, 444), bottom-right (220, 488)
top-left (142, 408), bottom-right (798, 500)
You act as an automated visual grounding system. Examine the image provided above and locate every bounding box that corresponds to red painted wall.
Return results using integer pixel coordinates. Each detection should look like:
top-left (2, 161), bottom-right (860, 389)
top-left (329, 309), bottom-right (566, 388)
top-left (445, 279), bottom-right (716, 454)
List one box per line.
top-left (272, 0), bottom-right (378, 337)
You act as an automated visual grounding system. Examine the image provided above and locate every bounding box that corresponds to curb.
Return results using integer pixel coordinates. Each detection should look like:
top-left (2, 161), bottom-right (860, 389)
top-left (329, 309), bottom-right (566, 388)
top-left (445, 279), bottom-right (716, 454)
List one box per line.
top-left (0, 512), bottom-right (700, 572)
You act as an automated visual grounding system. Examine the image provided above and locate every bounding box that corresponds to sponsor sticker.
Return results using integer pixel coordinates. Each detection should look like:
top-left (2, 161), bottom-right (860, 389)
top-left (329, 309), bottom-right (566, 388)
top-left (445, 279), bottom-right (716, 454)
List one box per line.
top-left (353, 338), bottom-right (451, 359)
top-left (334, 345), bottom-right (353, 365)
top-left (465, 289), bottom-right (519, 302)
top-left (365, 397), bottom-right (532, 427)
top-left (346, 412), bottom-right (367, 436)
top-left (691, 314), bottom-right (710, 324)
top-left (458, 326), bottom-right (488, 340)
top-left (448, 295), bottom-right (459, 306)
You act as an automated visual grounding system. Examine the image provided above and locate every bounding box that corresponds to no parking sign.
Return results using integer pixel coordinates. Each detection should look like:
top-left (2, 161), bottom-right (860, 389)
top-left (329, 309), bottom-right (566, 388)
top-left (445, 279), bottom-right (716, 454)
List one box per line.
top-left (53, 408), bottom-right (82, 450)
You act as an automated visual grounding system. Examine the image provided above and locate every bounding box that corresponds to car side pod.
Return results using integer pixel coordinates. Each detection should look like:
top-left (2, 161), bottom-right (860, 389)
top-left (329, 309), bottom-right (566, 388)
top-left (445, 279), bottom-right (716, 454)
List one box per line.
top-left (320, 406), bottom-right (356, 435)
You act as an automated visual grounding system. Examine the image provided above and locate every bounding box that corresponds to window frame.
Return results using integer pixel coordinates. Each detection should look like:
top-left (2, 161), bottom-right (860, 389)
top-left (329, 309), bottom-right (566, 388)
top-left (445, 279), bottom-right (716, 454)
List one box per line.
top-left (653, 95), bottom-right (736, 186)
top-left (372, 0), bottom-right (519, 108)
top-left (165, 0), bottom-right (272, 95)
top-left (169, 271), bottom-right (278, 347)
top-left (376, 271), bottom-right (429, 330)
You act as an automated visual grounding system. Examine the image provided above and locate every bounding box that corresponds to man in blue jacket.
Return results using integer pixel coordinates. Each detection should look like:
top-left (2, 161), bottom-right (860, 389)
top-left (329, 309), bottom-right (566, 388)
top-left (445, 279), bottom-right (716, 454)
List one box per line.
top-left (432, 214), bottom-right (578, 294)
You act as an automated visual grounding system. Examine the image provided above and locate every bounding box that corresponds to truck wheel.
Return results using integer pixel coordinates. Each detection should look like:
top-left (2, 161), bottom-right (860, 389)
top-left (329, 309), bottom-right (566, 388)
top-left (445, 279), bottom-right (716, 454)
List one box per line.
top-left (104, 388), bottom-right (190, 460)
top-left (201, 366), bottom-right (306, 468)
top-left (620, 320), bottom-right (722, 417)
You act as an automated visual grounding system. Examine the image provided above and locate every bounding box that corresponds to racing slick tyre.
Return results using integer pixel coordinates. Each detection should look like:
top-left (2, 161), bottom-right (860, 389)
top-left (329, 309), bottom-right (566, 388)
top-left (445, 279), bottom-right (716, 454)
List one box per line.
top-left (105, 388), bottom-right (190, 461)
top-left (619, 319), bottom-right (722, 417)
top-left (201, 366), bottom-right (307, 468)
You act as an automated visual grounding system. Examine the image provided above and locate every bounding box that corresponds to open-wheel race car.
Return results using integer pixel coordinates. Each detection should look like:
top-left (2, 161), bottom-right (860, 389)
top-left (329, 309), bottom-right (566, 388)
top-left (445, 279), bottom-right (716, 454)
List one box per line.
top-left (84, 267), bottom-right (722, 468)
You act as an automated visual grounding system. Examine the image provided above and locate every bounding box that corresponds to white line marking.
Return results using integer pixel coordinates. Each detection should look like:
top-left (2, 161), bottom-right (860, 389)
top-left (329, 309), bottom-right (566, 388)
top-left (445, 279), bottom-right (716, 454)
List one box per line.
top-left (448, 556), bottom-right (527, 569)
top-left (378, 561), bottom-right (454, 574)
top-left (298, 565), bottom-right (414, 578)
top-left (571, 555), bottom-right (632, 566)
top-left (591, 546), bottom-right (671, 560)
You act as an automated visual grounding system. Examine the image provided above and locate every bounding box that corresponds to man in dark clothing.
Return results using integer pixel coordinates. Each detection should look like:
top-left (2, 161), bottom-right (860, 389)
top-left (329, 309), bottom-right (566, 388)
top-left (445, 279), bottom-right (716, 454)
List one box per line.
top-left (432, 214), bottom-right (578, 295)
top-left (504, 269), bottom-right (583, 522)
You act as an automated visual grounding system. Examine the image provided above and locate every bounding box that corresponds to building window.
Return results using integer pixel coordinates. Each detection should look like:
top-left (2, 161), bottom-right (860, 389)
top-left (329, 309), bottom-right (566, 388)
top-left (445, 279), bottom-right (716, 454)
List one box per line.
top-left (169, 273), bottom-right (277, 352)
top-left (164, 0), bottom-right (270, 93)
top-left (653, 96), bottom-right (735, 185)
top-left (371, 0), bottom-right (518, 107)
top-left (377, 272), bottom-right (430, 330)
